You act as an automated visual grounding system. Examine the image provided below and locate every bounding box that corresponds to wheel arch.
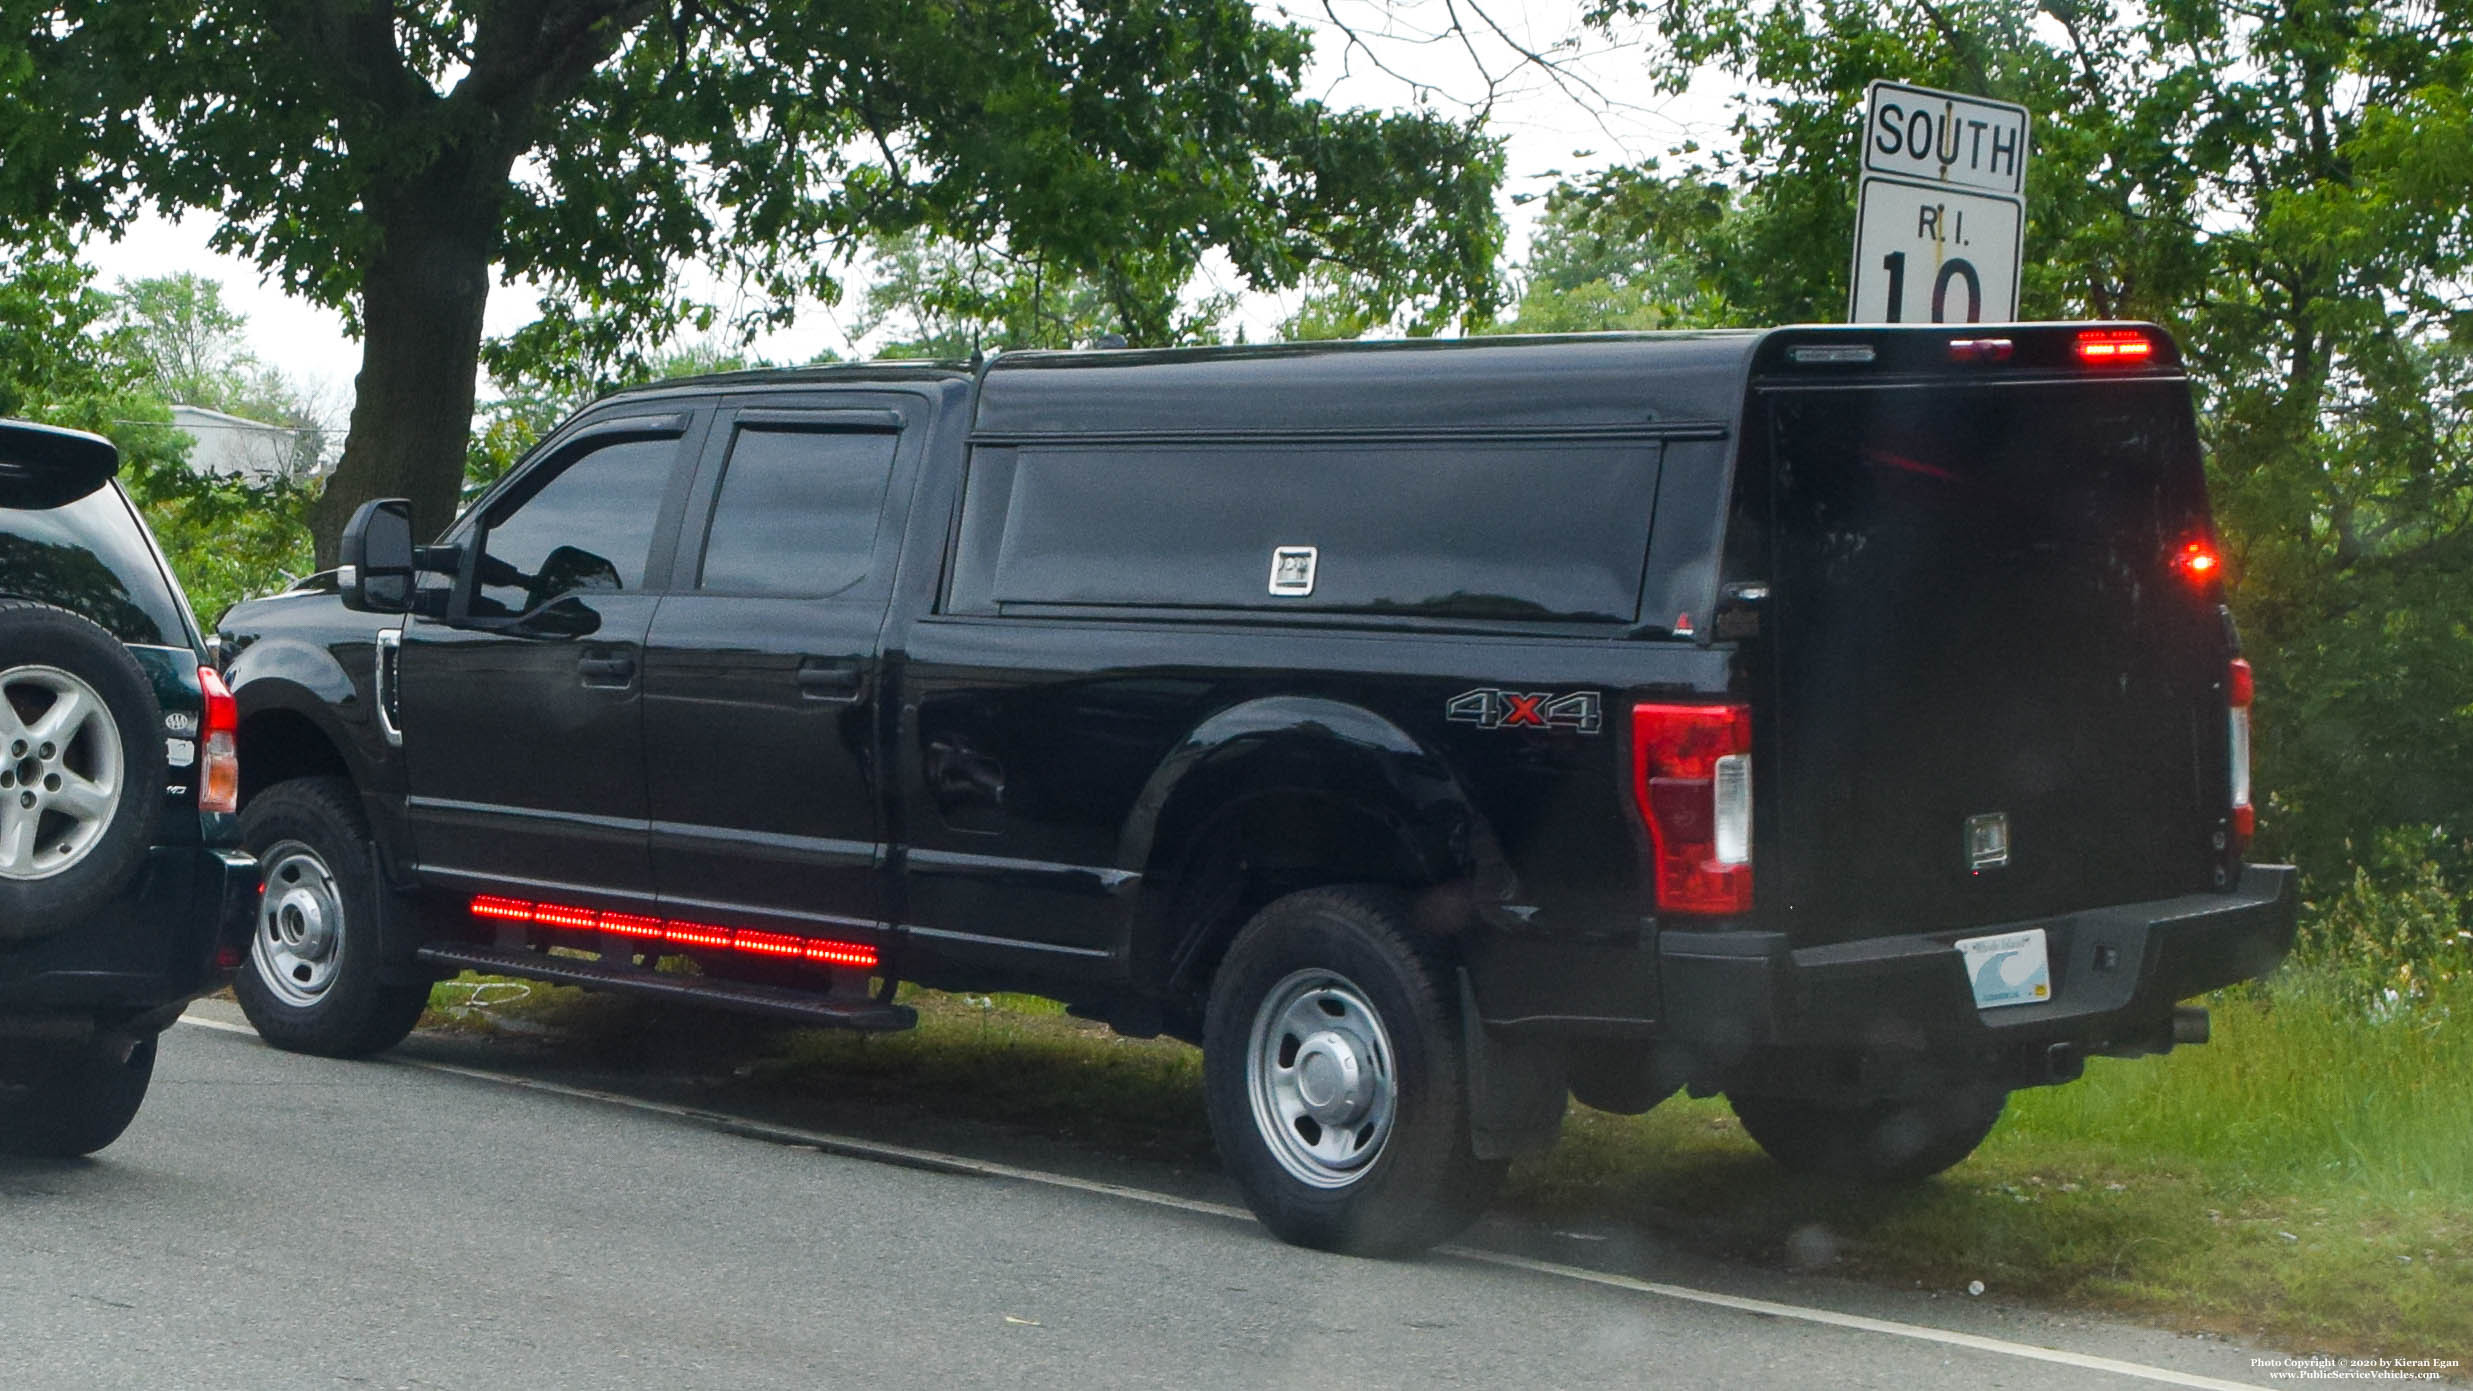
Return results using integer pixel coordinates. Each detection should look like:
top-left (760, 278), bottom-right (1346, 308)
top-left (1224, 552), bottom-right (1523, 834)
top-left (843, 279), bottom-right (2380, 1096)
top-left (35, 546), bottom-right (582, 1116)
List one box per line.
top-left (227, 644), bottom-right (411, 887)
top-left (1120, 696), bottom-right (1515, 1007)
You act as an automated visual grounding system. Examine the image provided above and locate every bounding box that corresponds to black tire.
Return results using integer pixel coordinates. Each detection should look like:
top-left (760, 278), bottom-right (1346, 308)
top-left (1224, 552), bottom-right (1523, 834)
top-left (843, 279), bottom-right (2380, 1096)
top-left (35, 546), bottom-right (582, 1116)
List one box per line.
top-left (1728, 1084), bottom-right (2009, 1182)
top-left (0, 1032), bottom-right (157, 1157)
top-left (234, 776), bottom-right (429, 1057)
top-left (0, 600), bottom-right (166, 941)
top-left (1202, 886), bottom-right (1507, 1256)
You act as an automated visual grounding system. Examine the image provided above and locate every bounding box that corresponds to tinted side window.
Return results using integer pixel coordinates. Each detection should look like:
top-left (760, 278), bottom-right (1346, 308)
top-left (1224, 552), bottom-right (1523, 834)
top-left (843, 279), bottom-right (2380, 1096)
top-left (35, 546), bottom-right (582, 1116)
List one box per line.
top-left (697, 428), bottom-right (898, 597)
top-left (0, 484), bottom-right (192, 646)
top-left (474, 436), bottom-right (677, 618)
top-left (964, 439), bottom-right (1659, 623)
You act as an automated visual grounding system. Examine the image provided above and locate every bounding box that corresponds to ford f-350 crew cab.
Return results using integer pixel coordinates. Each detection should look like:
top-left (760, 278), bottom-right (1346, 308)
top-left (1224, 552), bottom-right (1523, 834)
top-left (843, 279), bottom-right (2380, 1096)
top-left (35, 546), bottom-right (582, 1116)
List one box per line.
top-left (217, 325), bottom-right (2296, 1254)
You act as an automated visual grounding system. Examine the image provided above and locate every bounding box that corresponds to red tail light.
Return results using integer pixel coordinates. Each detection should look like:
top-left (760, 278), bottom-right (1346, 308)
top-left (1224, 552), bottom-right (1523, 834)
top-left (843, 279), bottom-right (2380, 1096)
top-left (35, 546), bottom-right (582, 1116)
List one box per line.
top-left (465, 896), bottom-right (880, 972)
top-left (1631, 702), bottom-right (1753, 915)
top-left (2075, 328), bottom-right (2155, 365)
top-left (2228, 659), bottom-right (2254, 848)
top-left (197, 666), bottom-right (240, 814)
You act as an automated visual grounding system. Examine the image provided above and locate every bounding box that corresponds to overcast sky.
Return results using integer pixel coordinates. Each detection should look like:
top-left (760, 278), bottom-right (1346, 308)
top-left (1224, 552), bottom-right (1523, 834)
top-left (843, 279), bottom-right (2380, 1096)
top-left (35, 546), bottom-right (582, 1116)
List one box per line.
top-left (77, 1), bottom-right (1737, 414)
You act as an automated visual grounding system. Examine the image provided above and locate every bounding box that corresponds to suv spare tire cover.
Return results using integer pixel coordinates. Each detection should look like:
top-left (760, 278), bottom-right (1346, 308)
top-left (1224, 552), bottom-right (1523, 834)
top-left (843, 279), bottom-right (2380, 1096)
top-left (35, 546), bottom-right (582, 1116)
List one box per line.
top-left (0, 600), bottom-right (167, 940)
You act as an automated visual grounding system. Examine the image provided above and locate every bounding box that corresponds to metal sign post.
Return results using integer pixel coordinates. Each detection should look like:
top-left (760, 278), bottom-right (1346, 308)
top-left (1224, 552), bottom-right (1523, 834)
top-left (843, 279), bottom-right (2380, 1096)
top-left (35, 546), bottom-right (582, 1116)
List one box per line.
top-left (1848, 81), bottom-right (2031, 324)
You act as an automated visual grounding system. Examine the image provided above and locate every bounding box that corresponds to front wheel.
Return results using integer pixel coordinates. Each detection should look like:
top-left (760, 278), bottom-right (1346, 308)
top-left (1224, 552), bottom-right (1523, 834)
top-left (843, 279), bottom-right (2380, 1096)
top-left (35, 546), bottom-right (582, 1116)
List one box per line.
top-left (1202, 886), bottom-right (1505, 1256)
top-left (1728, 1084), bottom-right (2008, 1182)
top-left (0, 1032), bottom-right (157, 1157)
top-left (235, 777), bottom-right (429, 1058)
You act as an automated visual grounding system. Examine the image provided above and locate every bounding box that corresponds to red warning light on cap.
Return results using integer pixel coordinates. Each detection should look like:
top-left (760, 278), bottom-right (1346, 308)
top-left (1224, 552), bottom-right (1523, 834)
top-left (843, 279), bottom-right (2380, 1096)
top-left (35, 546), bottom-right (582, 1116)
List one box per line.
top-left (2172, 539), bottom-right (2222, 581)
top-left (2075, 329), bottom-right (2156, 365)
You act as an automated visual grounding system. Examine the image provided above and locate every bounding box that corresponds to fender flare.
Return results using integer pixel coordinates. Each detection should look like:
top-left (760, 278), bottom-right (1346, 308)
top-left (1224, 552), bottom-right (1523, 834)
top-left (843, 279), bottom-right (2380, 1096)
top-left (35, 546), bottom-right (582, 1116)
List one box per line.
top-left (1118, 695), bottom-right (1519, 914)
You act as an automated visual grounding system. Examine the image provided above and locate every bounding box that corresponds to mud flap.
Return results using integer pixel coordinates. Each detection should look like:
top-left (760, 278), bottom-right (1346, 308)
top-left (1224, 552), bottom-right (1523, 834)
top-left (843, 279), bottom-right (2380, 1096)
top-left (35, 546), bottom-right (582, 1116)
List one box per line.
top-left (368, 844), bottom-right (442, 988)
top-left (1458, 970), bottom-right (1567, 1160)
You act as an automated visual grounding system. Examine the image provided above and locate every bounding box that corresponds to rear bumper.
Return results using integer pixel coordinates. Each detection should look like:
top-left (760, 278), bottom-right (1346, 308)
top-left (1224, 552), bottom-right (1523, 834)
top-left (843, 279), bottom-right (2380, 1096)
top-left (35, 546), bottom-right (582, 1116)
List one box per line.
top-left (0, 844), bottom-right (258, 1029)
top-left (1658, 864), bottom-right (2298, 1064)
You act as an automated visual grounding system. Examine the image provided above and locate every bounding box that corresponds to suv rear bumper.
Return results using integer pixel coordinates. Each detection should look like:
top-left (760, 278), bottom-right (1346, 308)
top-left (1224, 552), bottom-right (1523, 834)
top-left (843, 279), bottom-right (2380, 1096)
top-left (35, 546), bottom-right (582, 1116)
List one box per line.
top-left (0, 844), bottom-right (258, 1028)
top-left (1658, 864), bottom-right (2299, 1063)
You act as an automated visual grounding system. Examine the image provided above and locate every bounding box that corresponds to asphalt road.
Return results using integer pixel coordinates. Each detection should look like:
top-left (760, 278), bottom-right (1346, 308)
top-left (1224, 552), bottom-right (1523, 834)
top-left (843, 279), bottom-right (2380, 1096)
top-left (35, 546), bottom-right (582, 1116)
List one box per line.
top-left (0, 1007), bottom-right (2287, 1391)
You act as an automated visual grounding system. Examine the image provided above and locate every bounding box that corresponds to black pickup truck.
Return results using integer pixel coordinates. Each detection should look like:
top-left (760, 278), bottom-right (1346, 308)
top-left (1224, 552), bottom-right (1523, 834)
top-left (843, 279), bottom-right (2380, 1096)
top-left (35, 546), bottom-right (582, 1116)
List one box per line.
top-left (218, 325), bottom-right (2296, 1254)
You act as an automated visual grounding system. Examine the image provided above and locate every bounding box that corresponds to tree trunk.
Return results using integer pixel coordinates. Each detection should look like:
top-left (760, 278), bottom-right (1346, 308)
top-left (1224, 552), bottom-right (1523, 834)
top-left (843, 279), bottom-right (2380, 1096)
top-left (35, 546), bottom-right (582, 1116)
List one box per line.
top-left (308, 191), bottom-right (499, 563)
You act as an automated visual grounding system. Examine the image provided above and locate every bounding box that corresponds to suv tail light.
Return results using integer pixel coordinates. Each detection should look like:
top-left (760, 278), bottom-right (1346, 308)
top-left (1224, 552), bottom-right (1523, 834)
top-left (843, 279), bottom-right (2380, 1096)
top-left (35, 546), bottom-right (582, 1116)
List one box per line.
top-left (198, 666), bottom-right (239, 814)
top-left (2227, 658), bottom-right (2253, 848)
top-left (1631, 702), bottom-right (1753, 915)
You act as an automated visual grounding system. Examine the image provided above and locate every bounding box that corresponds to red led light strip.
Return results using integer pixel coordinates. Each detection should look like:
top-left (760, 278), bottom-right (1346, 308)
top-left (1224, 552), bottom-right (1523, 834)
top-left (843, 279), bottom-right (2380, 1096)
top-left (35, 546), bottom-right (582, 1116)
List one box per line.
top-left (466, 895), bottom-right (879, 971)
top-left (2074, 328), bottom-right (2155, 364)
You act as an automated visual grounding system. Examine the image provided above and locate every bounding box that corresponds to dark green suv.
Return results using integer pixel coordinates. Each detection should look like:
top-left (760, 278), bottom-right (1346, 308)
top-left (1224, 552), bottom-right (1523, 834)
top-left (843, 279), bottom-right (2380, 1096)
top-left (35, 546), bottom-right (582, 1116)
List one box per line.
top-left (0, 420), bottom-right (257, 1156)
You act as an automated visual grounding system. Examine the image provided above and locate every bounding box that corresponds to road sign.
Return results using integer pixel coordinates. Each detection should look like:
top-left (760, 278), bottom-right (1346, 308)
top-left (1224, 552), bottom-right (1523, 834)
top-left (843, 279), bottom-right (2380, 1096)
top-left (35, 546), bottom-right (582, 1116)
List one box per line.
top-left (1849, 176), bottom-right (2023, 324)
top-left (1861, 81), bottom-right (2029, 195)
top-left (1848, 81), bottom-right (2031, 324)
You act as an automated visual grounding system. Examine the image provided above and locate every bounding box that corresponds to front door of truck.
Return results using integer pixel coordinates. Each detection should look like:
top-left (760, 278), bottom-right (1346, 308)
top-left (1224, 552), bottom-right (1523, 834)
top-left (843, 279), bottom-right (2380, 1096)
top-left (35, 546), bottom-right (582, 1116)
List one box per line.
top-left (642, 402), bottom-right (918, 940)
top-left (398, 412), bottom-right (702, 911)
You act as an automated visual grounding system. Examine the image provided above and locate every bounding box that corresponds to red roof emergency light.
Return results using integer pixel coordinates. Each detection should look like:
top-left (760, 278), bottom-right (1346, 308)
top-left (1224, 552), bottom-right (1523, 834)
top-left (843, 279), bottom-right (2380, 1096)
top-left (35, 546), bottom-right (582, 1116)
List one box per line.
top-left (467, 895), bottom-right (880, 971)
top-left (2075, 329), bottom-right (2156, 365)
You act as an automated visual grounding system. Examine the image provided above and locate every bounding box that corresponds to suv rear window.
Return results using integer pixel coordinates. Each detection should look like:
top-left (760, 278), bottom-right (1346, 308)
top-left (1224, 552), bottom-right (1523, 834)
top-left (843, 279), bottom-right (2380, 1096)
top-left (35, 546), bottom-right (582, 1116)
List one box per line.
top-left (0, 483), bottom-right (195, 648)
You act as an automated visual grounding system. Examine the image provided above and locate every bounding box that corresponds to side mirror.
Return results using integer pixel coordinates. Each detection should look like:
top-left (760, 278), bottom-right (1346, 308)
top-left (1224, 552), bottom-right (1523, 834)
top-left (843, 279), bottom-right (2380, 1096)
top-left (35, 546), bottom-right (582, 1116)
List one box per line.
top-left (339, 498), bottom-right (415, 614)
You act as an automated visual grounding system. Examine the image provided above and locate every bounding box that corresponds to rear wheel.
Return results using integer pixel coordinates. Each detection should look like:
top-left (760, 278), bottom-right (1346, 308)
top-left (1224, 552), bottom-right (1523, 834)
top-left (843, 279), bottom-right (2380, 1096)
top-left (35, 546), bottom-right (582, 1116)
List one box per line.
top-left (1728, 1084), bottom-right (2008, 1182)
top-left (0, 1033), bottom-right (157, 1157)
top-left (1203, 886), bottom-right (1505, 1256)
top-left (235, 777), bottom-right (429, 1058)
top-left (0, 601), bottom-right (165, 940)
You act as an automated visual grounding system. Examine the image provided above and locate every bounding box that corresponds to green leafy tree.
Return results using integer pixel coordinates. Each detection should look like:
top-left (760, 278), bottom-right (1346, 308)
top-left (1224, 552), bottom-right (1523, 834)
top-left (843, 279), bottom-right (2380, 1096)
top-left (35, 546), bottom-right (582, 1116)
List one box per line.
top-left (467, 338), bottom-right (775, 497)
top-left (855, 227), bottom-right (1230, 357)
top-left (1542, 0), bottom-right (2473, 914)
top-left (1, 239), bottom-right (312, 619)
top-left (113, 272), bottom-right (333, 480)
top-left (111, 271), bottom-right (248, 407)
top-left (0, 232), bottom-right (184, 472)
top-left (0, 1), bottom-right (1503, 557)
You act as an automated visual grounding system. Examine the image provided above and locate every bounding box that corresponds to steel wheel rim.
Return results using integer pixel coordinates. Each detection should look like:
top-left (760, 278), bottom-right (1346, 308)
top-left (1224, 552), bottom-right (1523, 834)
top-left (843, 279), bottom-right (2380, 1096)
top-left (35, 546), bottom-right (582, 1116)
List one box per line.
top-left (1245, 967), bottom-right (1399, 1189)
top-left (254, 841), bottom-right (346, 1007)
top-left (0, 664), bottom-right (125, 882)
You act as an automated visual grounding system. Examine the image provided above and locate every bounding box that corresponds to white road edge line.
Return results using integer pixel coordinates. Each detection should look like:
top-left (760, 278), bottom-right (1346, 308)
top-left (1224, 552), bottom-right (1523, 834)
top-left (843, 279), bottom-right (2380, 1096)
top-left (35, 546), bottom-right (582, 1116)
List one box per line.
top-left (176, 1012), bottom-right (2263, 1391)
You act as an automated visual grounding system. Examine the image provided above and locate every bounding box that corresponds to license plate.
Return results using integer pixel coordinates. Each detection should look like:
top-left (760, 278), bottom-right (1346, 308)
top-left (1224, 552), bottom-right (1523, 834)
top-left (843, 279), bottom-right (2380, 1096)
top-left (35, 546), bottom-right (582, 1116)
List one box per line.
top-left (1956, 928), bottom-right (2052, 1009)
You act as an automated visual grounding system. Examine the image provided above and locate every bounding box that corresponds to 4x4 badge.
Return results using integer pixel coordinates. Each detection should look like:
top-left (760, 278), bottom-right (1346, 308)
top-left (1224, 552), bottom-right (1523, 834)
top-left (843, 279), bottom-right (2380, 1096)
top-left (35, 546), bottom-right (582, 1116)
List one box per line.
top-left (1446, 688), bottom-right (1603, 733)
top-left (1966, 812), bottom-right (2011, 870)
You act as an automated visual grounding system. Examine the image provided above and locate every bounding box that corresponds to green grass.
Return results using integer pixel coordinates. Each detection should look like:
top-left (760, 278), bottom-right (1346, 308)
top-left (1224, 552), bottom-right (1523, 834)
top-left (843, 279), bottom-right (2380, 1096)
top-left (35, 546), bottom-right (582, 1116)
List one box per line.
top-left (1520, 975), bottom-right (2473, 1358)
top-left (424, 970), bottom-right (2473, 1360)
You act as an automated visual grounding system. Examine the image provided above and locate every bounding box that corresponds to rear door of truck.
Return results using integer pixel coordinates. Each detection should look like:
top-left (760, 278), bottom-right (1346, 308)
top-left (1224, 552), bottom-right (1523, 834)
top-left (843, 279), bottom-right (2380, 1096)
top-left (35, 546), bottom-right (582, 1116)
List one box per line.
top-left (1737, 326), bottom-right (2240, 947)
top-left (641, 397), bottom-right (925, 943)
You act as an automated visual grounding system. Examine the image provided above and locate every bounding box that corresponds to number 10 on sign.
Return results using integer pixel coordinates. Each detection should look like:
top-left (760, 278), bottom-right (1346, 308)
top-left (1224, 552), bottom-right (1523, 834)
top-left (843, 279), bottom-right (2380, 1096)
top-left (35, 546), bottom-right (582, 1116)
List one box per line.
top-left (1848, 176), bottom-right (2022, 324)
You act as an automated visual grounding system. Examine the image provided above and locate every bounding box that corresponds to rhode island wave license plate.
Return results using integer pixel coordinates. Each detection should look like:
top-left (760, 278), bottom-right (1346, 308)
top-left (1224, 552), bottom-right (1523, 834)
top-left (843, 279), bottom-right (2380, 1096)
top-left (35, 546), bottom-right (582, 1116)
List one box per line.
top-left (1956, 928), bottom-right (2052, 1009)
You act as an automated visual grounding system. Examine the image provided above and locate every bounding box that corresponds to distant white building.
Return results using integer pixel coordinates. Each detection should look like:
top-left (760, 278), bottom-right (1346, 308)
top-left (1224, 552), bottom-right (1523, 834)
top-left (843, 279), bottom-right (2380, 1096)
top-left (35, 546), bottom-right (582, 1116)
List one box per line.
top-left (170, 403), bottom-right (322, 485)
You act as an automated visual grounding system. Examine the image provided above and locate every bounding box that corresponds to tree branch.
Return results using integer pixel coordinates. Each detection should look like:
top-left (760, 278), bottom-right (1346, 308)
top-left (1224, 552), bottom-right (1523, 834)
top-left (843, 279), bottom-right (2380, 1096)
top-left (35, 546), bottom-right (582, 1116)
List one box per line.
top-left (261, 0), bottom-right (435, 121)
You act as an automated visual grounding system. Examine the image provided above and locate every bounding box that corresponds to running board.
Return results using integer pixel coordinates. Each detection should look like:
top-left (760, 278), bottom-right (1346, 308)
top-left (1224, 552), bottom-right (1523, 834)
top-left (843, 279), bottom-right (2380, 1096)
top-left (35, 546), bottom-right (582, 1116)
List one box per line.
top-left (416, 944), bottom-right (916, 1033)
